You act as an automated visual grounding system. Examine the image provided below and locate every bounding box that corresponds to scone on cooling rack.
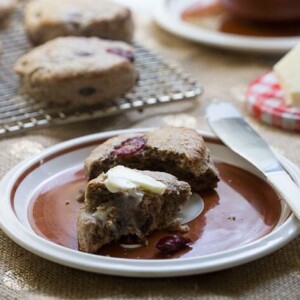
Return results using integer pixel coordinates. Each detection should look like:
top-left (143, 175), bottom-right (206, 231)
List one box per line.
top-left (24, 0), bottom-right (134, 45)
top-left (77, 166), bottom-right (191, 253)
top-left (14, 37), bottom-right (138, 106)
top-left (0, 0), bottom-right (16, 23)
top-left (85, 127), bottom-right (220, 192)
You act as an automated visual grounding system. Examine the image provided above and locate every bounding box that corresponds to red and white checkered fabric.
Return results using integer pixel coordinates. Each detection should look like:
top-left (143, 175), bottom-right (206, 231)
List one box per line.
top-left (246, 72), bottom-right (300, 132)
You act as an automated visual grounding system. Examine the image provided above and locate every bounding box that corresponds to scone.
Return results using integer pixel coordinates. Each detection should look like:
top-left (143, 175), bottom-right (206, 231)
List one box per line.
top-left (85, 127), bottom-right (219, 192)
top-left (25, 0), bottom-right (134, 45)
top-left (0, 0), bottom-right (16, 22)
top-left (77, 166), bottom-right (191, 253)
top-left (14, 37), bottom-right (138, 106)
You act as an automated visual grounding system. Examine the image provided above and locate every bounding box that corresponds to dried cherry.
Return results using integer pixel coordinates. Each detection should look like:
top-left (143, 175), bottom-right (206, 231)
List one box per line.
top-left (156, 235), bottom-right (192, 255)
top-left (74, 50), bottom-right (94, 57)
top-left (113, 136), bottom-right (145, 158)
top-left (107, 48), bottom-right (135, 62)
top-left (79, 87), bottom-right (96, 96)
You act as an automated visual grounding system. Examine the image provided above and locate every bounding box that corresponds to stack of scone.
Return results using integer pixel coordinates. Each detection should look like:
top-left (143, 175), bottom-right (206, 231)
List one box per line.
top-left (14, 0), bottom-right (138, 107)
top-left (77, 127), bottom-right (220, 254)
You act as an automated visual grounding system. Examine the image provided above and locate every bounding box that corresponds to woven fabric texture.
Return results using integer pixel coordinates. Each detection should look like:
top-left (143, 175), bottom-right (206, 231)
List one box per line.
top-left (0, 7), bottom-right (300, 300)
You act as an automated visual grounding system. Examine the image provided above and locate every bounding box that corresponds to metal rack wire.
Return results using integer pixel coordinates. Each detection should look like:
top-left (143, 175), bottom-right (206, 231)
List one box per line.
top-left (0, 3), bottom-right (202, 137)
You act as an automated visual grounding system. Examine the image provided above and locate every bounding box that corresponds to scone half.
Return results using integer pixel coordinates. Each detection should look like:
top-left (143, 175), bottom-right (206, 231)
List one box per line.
top-left (85, 127), bottom-right (219, 192)
top-left (77, 166), bottom-right (191, 253)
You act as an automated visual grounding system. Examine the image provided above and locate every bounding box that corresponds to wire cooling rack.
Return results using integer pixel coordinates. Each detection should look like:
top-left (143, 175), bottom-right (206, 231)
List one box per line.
top-left (0, 3), bottom-right (202, 137)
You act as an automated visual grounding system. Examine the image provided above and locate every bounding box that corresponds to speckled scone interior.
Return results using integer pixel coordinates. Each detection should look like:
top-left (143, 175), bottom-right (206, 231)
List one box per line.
top-left (85, 127), bottom-right (219, 192)
top-left (77, 170), bottom-right (191, 253)
top-left (25, 0), bottom-right (134, 45)
top-left (14, 37), bottom-right (138, 106)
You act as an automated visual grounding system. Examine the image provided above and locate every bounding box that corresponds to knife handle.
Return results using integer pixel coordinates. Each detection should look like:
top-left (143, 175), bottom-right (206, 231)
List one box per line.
top-left (267, 172), bottom-right (300, 221)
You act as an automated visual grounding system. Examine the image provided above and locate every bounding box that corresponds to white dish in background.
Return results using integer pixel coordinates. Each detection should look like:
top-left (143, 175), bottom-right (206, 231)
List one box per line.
top-left (113, 0), bottom-right (156, 16)
top-left (154, 0), bottom-right (300, 54)
top-left (0, 128), bottom-right (299, 277)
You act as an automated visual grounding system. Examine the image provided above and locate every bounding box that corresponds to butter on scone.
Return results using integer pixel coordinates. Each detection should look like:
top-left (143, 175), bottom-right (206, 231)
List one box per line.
top-left (77, 166), bottom-right (191, 253)
top-left (274, 44), bottom-right (300, 108)
top-left (14, 37), bottom-right (138, 106)
top-left (85, 127), bottom-right (219, 193)
top-left (25, 0), bottom-right (134, 45)
top-left (104, 166), bottom-right (167, 195)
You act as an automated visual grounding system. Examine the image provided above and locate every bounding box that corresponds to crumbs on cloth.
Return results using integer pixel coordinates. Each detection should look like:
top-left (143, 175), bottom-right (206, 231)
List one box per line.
top-left (9, 140), bottom-right (45, 160)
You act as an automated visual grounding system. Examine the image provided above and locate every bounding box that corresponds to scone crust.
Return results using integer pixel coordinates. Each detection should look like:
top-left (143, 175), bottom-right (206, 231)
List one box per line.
top-left (85, 127), bottom-right (219, 192)
top-left (144, 127), bottom-right (210, 176)
top-left (14, 37), bottom-right (138, 106)
top-left (25, 0), bottom-right (134, 45)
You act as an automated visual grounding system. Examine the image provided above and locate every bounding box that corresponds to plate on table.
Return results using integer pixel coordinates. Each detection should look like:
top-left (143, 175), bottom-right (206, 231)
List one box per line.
top-left (0, 128), bottom-right (299, 277)
top-left (154, 0), bottom-right (300, 54)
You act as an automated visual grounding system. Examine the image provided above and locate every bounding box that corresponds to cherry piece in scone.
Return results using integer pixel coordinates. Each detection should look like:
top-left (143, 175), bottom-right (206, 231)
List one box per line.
top-left (113, 137), bottom-right (146, 158)
top-left (107, 48), bottom-right (135, 62)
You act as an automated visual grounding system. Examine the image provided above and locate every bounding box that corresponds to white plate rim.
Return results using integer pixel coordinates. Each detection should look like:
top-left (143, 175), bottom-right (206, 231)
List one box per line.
top-left (0, 128), bottom-right (299, 278)
top-left (154, 0), bottom-right (300, 54)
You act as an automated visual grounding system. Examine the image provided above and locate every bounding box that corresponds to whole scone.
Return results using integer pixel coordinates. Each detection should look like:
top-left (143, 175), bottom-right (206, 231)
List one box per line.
top-left (0, 0), bottom-right (16, 22)
top-left (85, 127), bottom-right (220, 192)
top-left (14, 37), bottom-right (138, 106)
top-left (77, 167), bottom-right (191, 253)
top-left (25, 0), bottom-right (134, 45)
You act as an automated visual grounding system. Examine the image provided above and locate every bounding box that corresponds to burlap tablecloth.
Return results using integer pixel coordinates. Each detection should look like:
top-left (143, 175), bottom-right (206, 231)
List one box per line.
top-left (1, 10), bottom-right (300, 300)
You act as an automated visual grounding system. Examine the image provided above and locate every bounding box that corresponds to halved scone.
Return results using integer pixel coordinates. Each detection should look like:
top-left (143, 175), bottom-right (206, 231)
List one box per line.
top-left (85, 127), bottom-right (219, 192)
top-left (77, 166), bottom-right (191, 253)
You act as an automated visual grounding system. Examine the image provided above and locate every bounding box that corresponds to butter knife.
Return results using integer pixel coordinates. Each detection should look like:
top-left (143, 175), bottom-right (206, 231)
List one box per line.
top-left (206, 102), bottom-right (300, 220)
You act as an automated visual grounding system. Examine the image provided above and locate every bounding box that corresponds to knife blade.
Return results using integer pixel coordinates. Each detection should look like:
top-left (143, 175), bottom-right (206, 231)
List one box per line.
top-left (206, 102), bottom-right (300, 220)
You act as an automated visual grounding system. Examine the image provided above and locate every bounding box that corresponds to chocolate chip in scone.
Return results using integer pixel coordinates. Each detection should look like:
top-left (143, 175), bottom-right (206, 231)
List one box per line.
top-left (67, 12), bottom-right (83, 31)
top-left (69, 21), bottom-right (81, 31)
top-left (27, 33), bottom-right (41, 45)
top-left (74, 49), bottom-right (94, 57)
top-left (107, 48), bottom-right (134, 62)
top-left (140, 216), bottom-right (153, 234)
top-left (113, 136), bottom-right (146, 158)
top-left (79, 87), bottom-right (96, 96)
top-left (135, 73), bottom-right (140, 84)
top-left (117, 8), bottom-right (131, 22)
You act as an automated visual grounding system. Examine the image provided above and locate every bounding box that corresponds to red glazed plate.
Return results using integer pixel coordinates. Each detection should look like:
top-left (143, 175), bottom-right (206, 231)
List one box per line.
top-left (0, 128), bottom-right (299, 277)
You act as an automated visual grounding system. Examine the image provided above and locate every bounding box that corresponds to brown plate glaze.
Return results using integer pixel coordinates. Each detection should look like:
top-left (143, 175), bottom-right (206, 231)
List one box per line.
top-left (1, 129), bottom-right (300, 276)
top-left (28, 162), bottom-right (281, 259)
top-left (0, 129), bottom-right (300, 277)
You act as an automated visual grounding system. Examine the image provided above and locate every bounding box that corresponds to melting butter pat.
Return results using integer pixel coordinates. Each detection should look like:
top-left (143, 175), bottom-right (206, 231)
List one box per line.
top-left (104, 166), bottom-right (166, 195)
top-left (274, 44), bottom-right (300, 107)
